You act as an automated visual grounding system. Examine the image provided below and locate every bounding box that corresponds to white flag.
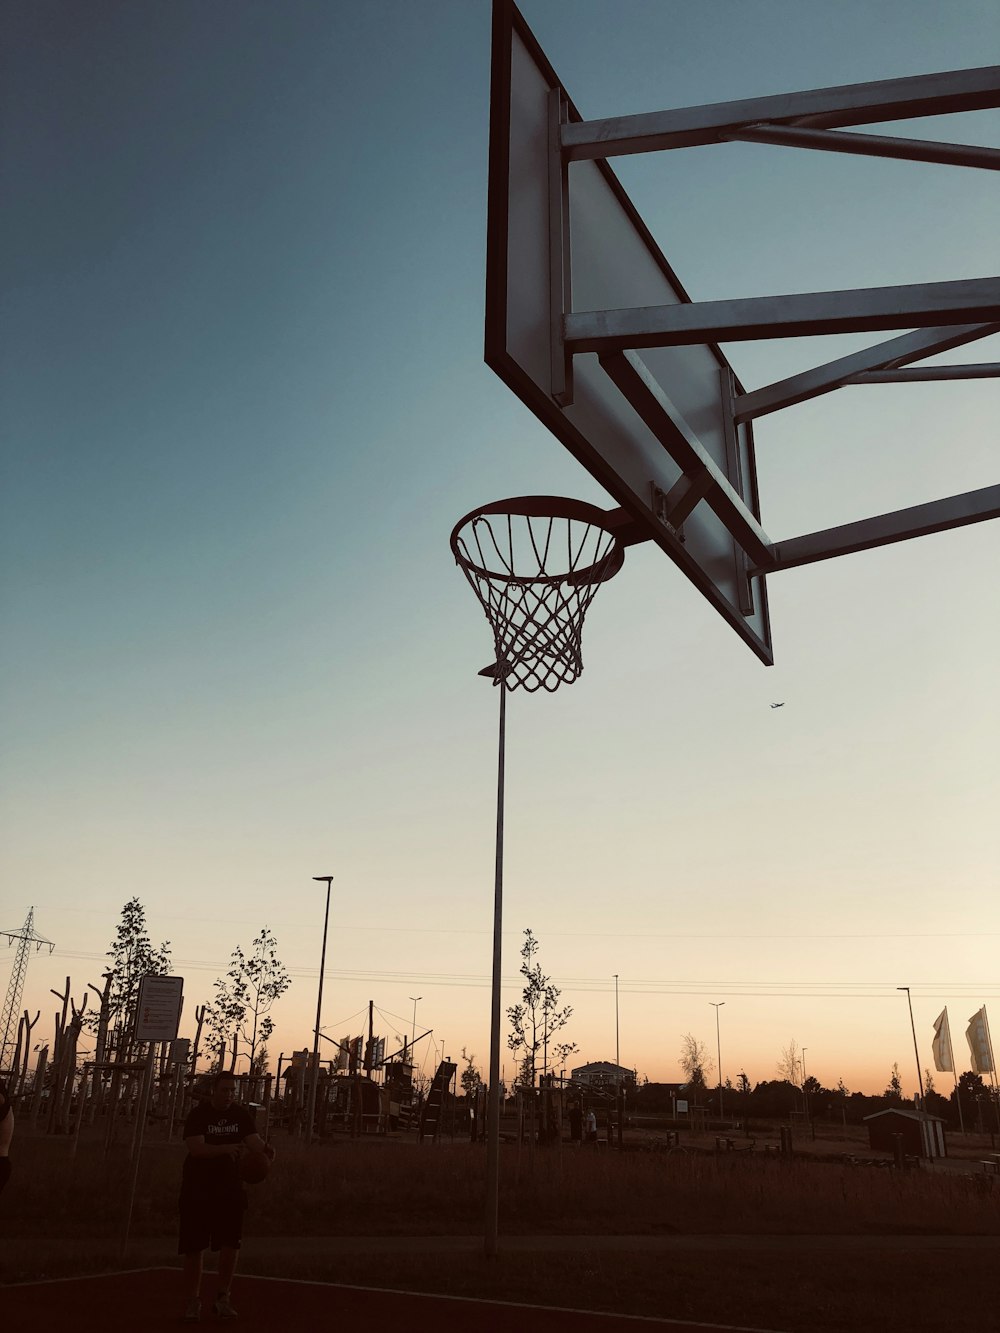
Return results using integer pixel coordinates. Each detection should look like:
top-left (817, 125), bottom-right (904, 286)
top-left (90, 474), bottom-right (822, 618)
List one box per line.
top-left (966, 1007), bottom-right (994, 1074)
top-left (931, 1008), bottom-right (954, 1073)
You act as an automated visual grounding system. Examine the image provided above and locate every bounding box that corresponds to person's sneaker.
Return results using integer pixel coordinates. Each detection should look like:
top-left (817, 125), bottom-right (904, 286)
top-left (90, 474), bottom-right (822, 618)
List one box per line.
top-left (213, 1291), bottom-right (238, 1320)
top-left (181, 1299), bottom-right (201, 1323)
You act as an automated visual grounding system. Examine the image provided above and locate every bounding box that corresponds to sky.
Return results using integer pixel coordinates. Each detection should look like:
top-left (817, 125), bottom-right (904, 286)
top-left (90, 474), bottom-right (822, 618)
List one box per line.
top-left (2, 0), bottom-right (998, 1099)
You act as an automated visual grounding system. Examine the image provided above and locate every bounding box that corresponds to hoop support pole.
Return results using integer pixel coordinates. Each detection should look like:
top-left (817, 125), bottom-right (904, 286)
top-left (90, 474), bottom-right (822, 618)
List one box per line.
top-left (484, 680), bottom-right (506, 1259)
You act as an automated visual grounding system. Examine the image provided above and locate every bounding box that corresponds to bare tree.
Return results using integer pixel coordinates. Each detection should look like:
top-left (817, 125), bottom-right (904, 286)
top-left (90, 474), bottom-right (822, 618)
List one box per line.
top-left (776, 1039), bottom-right (802, 1086)
top-left (679, 1032), bottom-right (714, 1091)
top-left (506, 928), bottom-right (577, 1087)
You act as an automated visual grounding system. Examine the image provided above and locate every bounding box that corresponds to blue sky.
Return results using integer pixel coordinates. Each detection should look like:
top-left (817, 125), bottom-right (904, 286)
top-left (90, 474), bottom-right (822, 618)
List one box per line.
top-left (2, 0), bottom-right (998, 1093)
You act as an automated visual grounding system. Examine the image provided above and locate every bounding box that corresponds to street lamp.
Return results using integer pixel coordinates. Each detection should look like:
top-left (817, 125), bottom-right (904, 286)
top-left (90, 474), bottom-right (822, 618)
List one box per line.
top-left (409, 996), bottom-right (422, 1052)
top-left (710, 1002), bottom-right (725, 1120)
top-left (614, 974), bottom-right (620, 1071)
top-left (801, 1047), bottom-right (809, 1121)
top-left (897, 986), bottom-right (924, 1107)
top-left (305, 876), bottom-right (333, 1143)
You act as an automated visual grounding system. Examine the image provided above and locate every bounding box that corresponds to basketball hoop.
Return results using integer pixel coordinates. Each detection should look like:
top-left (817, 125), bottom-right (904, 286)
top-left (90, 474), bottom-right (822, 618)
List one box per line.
top-left (450, 496), bottom-right (625, 692)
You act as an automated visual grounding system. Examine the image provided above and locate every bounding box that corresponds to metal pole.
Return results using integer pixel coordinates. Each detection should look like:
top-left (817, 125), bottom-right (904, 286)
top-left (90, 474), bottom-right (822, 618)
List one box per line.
top-left (409, 996), bottom-right (422, 1051)
top-left (898, 986), bottom-right (924, 1106)
top-left (710, 1002), bottom-right (724, 1120)
top-left (120, 1046), bottom-right (155, 1260)
top-left (614, 974), bottom-right (620, 1071)
top-left (982, 1007), bottom-right (1000, 1134)
top-left (306, 876), bottom-right (333, 1142)
top-left (485, 680), bottom-right (507, 1259)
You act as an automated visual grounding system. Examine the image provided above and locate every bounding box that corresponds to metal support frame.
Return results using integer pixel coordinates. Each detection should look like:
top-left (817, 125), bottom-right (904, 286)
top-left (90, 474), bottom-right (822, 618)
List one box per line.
top-left (722, 124), bottom-right (1000, 171)
top-left (548, 88), bottom-right (572, 406)
top-left (566, 279), bottom-right (1000, 352)
top-left (560, 65), bottom-right (1000, 160)
top-left (598, 349), bottom-right (773, 569)
top-left (752, 485), bottom-right (1000, 574)
top-left (734, 324), bottom-right (1000, 422)
top-left (537, 36), bottom-right (1000, 596)
top-left (849, 363), bottom-right (1000, 384)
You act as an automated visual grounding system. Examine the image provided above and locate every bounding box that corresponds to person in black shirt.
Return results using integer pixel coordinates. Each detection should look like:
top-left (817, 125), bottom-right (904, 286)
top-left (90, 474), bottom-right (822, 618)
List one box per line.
top-left (179, 1071), bottom-right (274, 1322)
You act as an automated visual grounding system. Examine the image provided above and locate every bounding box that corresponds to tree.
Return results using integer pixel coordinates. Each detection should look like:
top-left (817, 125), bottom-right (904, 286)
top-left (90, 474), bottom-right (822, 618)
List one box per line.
top-left (956, 1070), bottom-right (997, 1132)
top-left (460, 1047), bottom-right (483, 1098)
top-left (776, 1039), bottom-right (802, 1086)
top-left (207, 928), bottom-right (291, 1072)
top-left (506, 928), bottom-right (576, 1088)
top-left (883, 1062), bottom-right (903, 1104)
top-left (679, 1033), bottom-right (713, 1094)
top-left (91, 898), bottom-right (171, 1050)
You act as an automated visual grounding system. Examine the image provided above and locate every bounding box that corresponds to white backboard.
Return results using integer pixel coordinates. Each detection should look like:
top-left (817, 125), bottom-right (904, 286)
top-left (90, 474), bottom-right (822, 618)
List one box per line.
top-left (486, 0), bottom-right (772, 662)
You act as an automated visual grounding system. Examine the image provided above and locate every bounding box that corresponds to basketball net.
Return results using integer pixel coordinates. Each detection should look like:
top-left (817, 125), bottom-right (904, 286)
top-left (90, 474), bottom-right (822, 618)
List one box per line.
top-left (451, 496), bottom-right (625, 692)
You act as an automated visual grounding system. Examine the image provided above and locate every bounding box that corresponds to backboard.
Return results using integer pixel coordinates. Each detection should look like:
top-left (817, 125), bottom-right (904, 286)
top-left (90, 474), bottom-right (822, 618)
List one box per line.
top-left (485, 0), bottom-right (1000, 666)
top-left (485, 0), bottom-right (773, 663)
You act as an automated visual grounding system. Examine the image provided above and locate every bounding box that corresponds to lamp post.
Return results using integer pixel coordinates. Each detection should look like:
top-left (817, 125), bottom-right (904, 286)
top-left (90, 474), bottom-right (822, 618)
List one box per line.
top-left (305, 876), bottom-right (333, 1143)
top-left (614, 974), bottom-right (620, 1072)
top-left (409, 996), bottom-right (422, 1051)
top-left (801, 1047), bottom-right (809, 1123)
top-left (710, 1002), bottom-right (725, 1120)
top-left (897, 986), bottom-right (925, 1107)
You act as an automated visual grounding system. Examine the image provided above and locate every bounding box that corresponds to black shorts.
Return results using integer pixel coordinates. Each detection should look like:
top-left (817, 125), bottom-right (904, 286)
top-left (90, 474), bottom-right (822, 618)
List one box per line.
top-left (177, 1184), bottom-right (247, 1254)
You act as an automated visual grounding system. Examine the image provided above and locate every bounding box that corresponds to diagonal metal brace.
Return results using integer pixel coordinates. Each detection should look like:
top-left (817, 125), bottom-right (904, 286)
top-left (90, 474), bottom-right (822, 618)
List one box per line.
top-left (598, 350), bottom-right (773, 568)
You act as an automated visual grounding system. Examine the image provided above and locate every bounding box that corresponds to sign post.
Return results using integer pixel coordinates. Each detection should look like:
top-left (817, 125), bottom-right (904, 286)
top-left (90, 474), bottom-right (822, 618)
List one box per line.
top-left (121, 975), bottom-right (184, 1259)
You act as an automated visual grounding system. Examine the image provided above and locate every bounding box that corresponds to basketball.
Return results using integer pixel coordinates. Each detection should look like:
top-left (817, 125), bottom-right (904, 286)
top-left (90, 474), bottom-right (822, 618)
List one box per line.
top-left (239, 1150), bottom-right (271, 1185)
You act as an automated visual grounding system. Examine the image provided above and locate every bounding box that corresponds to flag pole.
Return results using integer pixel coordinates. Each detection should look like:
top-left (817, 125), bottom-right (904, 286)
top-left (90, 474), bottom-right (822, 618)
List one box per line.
top-left (983, 1006), bottom-right (1000, 1136)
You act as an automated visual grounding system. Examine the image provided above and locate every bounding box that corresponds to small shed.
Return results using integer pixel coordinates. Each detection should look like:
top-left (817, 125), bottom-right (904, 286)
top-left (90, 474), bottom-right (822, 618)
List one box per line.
top-left (862, 1108), bottom-right (946, 1159)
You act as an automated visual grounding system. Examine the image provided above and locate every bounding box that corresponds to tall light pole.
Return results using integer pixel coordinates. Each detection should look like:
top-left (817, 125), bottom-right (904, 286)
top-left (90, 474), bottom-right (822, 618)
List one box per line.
top-left (305, 876), bottom-right (333, 1143)
top-left (801, 1047), bottom-right (809, 1121)
top-left (710, 1002), bottom-right (725, 1120)
top-left (614, 974), bottom-right (620, 1071)
top-left (897, 986), bottom-right (924, 1107)
top-left (409, 996), bottom-right (422, 1052)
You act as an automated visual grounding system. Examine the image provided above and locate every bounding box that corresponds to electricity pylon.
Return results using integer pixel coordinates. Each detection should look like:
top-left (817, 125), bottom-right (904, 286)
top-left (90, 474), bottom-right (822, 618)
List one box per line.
top-left (1, 907), bottom-right (55, 1071)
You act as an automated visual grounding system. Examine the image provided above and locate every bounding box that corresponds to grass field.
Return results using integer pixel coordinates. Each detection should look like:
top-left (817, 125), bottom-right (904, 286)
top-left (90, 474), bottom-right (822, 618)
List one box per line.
top-left (4, 1123), bottom-right (997, 1332)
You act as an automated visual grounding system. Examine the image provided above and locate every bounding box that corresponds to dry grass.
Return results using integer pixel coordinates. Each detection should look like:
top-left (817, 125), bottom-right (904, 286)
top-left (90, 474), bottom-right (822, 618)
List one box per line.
top-left (7, 1127), bottom-right (999, 1242)
top-left (5, 1128), bottom-right (997, 1333)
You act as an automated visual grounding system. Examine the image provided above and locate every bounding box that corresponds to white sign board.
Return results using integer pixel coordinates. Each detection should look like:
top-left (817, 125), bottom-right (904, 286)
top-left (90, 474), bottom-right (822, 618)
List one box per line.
top-left (135, 974), bottom-right (184, 1042)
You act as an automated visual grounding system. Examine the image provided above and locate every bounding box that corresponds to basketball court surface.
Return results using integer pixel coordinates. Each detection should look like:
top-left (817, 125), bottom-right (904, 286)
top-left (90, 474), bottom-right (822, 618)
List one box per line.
top-left (7, 1267), bottom-right (787, 1333)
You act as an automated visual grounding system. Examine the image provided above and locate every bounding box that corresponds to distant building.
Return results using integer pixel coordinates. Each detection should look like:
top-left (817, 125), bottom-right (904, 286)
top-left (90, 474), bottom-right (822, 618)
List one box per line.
top-left (570, 1061), bottom-right (636, 1089)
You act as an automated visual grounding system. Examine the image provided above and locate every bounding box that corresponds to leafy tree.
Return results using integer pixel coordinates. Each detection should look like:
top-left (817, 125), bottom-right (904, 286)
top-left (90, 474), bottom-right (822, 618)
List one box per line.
top-left (90, 898), bottom-right (171, 1049)
top-left (460, 1047), bottom-right (483, 1097)
top-left (883, 1062), bottom-right (903, 1104)
top-left (207, 928), bottom-right (291, 1072)
top-left (955, 1070), bottom-right (998, 1132)
top-left (506, 928), bottom-right (576, 1087)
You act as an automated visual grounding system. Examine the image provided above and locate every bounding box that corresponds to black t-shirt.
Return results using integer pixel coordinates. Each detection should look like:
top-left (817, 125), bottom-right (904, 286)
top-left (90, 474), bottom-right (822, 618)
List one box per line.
top-left (182, 1100), bottom-right (257, 1189)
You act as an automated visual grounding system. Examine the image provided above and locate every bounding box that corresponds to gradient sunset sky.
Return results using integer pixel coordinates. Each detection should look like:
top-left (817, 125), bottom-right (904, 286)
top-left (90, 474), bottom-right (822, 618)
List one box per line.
top-left (2, 0), bottom-right (998, 1097)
